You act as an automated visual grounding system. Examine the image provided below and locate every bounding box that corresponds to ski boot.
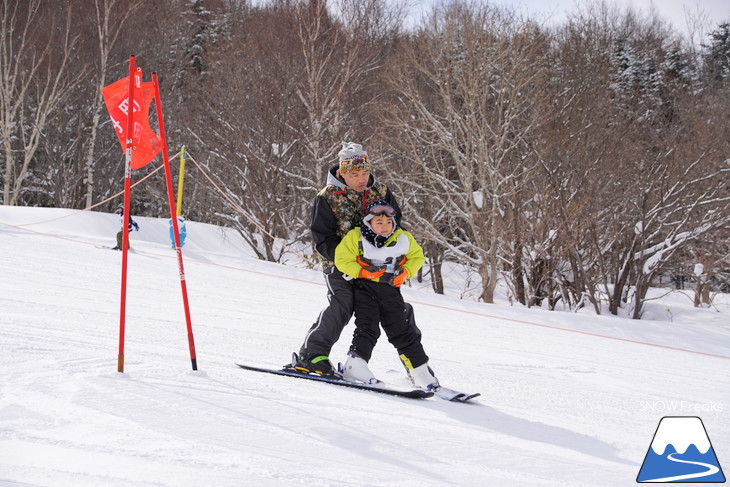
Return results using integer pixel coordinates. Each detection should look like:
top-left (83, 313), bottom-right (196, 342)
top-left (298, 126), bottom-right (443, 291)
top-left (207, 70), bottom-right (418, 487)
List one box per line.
top-left (339, 352), bottom-right (381, 385)
top-left (291, 352), bottom-right (336, 377)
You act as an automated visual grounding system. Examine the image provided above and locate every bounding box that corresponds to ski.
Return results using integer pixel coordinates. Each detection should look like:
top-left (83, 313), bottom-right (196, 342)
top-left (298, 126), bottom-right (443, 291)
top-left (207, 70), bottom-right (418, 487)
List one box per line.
top-left (95, 244), bottom-right (137, 253)
top-left (432, 386), bottom-right (481, 403)
top-left (95, 244), bottom-right (118, 250)
top-left (236, 363), bottom-right (433, 399)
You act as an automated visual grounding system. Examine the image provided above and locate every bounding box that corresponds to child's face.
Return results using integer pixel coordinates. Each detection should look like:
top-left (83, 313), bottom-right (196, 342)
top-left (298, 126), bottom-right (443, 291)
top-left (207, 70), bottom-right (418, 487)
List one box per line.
top-left (369, 214), bottom-right (394, 236)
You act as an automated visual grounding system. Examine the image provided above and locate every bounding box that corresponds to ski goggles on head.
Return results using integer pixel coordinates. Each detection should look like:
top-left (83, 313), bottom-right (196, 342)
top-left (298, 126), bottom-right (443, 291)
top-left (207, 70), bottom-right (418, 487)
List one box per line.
top-left (367, 204), bottom-right (396, 218)
top-left (339, 154), bottom-right (371, 174)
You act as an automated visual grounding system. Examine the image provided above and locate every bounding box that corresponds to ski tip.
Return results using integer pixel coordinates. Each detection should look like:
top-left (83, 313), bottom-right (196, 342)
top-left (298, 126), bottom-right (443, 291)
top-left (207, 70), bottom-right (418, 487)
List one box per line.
top-left (432, 386), bottom-right (481, 402)
top-left (452, 392), bottom-right (481, 403)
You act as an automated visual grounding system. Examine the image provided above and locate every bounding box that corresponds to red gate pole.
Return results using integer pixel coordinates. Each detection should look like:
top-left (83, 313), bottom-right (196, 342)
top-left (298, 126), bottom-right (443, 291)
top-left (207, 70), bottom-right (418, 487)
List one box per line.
top-left (151, 72), bottom-right (198, 370)
top-left (118, 56), bottom-right (137, 373)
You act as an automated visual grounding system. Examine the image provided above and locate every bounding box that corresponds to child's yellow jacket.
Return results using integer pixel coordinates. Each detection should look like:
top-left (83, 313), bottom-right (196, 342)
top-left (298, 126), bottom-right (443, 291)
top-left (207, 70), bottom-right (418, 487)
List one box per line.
top-left (335, 227), bottom-right (426, 282)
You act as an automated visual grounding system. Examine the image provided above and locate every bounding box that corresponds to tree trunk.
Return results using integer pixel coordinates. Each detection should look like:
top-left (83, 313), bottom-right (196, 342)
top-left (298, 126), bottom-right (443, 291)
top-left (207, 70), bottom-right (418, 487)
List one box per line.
top-left (84, 88), bottom-right (104, 208)
top-left (609, 243), bottom-right (636, 315)
top-left (480, 254), bottom-right (498, 303)
top-left (632, 279), bottom-right (651, 319)
top-left (430, 257), bottom-right (444, 295)
top-left (512, 243), bottom-right (527, 305)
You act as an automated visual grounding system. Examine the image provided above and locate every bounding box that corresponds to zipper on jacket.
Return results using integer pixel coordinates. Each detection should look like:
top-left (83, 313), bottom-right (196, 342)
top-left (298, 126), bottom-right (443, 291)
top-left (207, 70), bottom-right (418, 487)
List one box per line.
top-left (362, 190), bottom-right (370, 212)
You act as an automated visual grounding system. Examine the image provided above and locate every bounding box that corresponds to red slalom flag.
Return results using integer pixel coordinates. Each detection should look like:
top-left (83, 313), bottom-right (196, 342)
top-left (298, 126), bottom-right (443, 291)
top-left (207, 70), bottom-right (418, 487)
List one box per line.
top-left (102, 75), bottom-right (161, 169)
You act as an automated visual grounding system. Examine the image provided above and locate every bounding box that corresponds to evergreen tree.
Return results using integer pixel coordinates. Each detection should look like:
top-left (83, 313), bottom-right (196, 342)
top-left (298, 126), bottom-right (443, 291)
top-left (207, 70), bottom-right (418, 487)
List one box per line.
top-left (703, 22), bottom-right (730, 83)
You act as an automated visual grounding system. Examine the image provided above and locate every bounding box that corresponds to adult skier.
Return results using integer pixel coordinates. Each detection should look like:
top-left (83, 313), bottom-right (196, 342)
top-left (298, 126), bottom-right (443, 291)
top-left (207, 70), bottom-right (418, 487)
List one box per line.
top-left (292, 142), bottom-right (426, 379)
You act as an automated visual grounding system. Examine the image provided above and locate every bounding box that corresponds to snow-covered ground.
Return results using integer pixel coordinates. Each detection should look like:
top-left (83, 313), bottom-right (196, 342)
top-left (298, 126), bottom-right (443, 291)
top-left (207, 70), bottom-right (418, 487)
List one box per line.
top-left (1, 206), bottom-right (728, 487)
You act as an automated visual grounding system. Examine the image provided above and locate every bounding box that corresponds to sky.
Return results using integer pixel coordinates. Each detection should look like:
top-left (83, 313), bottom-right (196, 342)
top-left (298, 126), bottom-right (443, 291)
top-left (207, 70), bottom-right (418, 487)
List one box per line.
top-left (407, 0), bottom-right (730, 38)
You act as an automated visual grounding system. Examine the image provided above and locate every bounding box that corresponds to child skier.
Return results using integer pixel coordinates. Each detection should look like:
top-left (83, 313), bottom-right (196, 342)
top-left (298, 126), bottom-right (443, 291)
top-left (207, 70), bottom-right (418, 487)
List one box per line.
top-left (334, 199), bottom-right (439, 390)
top-left (112, 203), bottom-right (139, 250)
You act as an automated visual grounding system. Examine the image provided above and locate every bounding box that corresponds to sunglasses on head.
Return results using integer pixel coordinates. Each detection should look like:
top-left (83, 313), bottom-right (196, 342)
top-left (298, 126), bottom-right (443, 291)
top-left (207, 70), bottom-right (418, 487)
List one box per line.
top-left (342, 155), bottom-right (370, 168)
top-left (368, 205), bottom-right (396, 217)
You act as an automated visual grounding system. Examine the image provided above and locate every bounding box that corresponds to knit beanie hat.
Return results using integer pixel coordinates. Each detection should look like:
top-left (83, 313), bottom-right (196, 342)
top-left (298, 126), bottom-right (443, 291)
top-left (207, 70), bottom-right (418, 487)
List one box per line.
top-left (338, 142), bottom-right (371, 175)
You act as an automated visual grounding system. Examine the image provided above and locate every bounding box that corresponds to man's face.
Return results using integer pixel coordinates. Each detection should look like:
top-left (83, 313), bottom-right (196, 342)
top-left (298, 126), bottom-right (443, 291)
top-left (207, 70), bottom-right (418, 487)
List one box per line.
top-left (341, 168), bottom-right (370, 192)
top-left (369, 214), bottom-right (394, 236)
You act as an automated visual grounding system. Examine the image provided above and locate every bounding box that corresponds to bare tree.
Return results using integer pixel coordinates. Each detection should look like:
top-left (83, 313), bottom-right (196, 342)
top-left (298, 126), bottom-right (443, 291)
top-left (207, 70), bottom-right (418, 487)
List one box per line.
top-left (81, 0), bottom-right (143, 208)
top-left (380, 2), bottom-right (551, 303)
top-left (530, 6), bottom-right (631, 314)
top-left (176, 0), bottom-right (400, 261)
top-left (0, 0), bottom-right (84, 205)
top-left (688, 236), bottom-right (730, 308)
top-left (292, 0), bottom-right (390, 185)
top-left (538, 6), bottom-right (730, 318)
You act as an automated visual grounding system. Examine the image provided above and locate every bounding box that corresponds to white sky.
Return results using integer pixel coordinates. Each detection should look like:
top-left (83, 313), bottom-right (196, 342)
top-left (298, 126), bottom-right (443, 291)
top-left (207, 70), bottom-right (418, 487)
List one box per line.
top-left (406, 0), bottom-right (730, 38)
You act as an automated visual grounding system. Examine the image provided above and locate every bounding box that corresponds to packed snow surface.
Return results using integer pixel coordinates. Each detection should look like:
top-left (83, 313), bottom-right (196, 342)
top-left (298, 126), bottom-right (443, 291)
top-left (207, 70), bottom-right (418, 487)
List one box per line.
top-left (1, 206), bottom-right (728, 487)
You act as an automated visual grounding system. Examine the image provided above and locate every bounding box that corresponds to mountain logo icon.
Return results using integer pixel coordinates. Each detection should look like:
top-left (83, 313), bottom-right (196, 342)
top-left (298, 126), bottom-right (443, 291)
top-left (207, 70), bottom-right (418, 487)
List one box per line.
top-left (637, 416), bottom-right (725, 483)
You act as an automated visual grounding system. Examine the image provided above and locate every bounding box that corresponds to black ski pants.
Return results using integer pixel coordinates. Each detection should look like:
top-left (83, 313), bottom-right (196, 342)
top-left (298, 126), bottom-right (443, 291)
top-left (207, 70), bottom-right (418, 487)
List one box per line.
top-left (350, 279), bottom-right (428, 368)
top-left (300, 267), bottom-right (421, 359)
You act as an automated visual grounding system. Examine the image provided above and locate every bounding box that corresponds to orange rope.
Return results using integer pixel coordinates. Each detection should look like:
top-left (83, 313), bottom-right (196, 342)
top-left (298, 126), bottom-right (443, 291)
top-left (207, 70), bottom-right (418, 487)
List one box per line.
top-left (405, 300), bottom-right (730, 360)
top-left (185, 152), bottom-right (318, 268)
top-left (1, 219), bottom-right (726, 360)
top-left (3, 145), bottom-right (727, 361)
top-left (6, 147), bottom-right (316, 266)
top-left (13, 153), bottom-right (175, 227)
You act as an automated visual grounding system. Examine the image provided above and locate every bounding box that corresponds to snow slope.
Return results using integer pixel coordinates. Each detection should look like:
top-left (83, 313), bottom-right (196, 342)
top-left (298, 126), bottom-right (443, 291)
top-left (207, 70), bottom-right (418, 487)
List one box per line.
top-left (1, 207), bottom-right (728, 487)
